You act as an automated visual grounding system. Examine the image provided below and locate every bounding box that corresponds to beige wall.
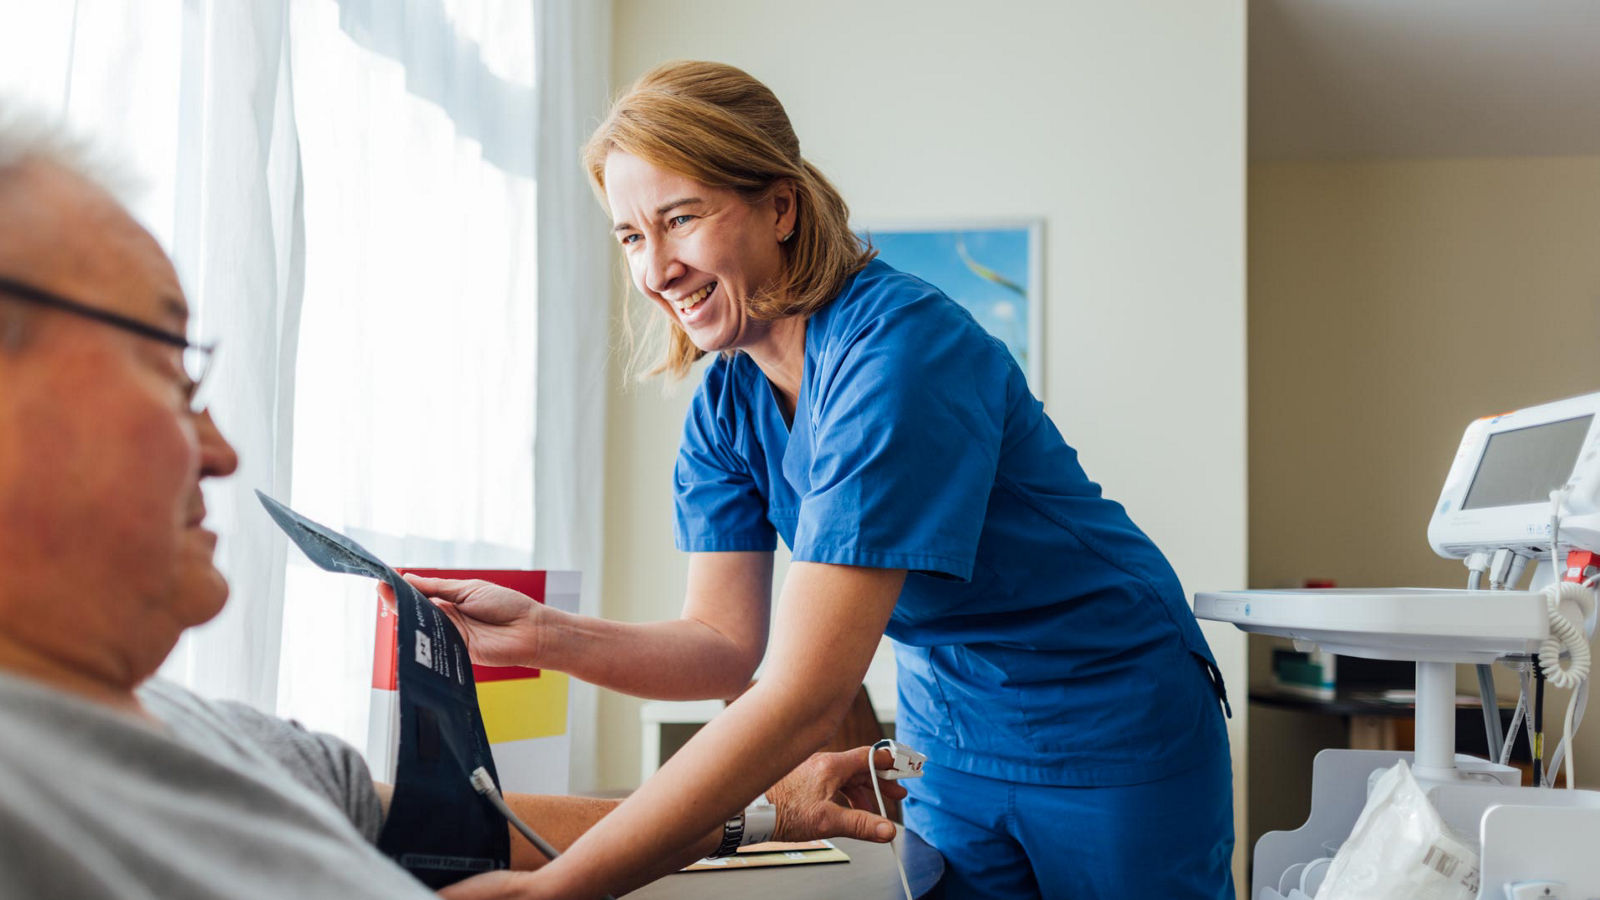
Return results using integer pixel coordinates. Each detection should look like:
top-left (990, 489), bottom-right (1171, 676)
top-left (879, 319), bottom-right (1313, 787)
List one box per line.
top-left (1251, 156), bottom-right (1600, 594)
top-left (599, 0), bottom-right (1249, 881)
top-left (1248, 156), bottom-right (1600, 828)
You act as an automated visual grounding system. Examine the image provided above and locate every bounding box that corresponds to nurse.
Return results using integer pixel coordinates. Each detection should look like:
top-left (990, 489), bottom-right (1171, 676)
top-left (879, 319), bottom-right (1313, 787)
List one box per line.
top-left (418, 60), bottom-right (1235, 900)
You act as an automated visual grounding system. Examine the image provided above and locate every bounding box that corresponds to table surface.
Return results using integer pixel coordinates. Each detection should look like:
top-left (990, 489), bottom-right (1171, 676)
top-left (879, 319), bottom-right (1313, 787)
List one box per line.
top-left (631, 831), bottom-right (943, 900)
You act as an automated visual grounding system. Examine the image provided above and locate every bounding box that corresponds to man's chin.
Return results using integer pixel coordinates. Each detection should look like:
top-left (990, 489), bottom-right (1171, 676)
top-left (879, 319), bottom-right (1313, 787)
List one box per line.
top-left (175, 566), bottom-right (231, 627)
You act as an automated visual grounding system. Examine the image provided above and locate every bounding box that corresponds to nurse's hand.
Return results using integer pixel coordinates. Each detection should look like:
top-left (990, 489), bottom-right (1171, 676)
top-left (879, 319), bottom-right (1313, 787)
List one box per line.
top-left (380, 575), bottom-right (549, 669)
top-left (769, 746), bottom-right (905, 844)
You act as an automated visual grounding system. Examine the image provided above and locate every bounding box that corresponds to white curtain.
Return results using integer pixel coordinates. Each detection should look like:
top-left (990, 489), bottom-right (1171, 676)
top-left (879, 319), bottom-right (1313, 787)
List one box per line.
top-left (531, 0), bottom-right (613, 792)
top-left (1, 0), bottom-right (614, 784)
top-left (276, 0), bottom-right (543, 747)
top-left (166, 1), bottom-right (305, 716)
top-left (0, 0), bottom-right (305, 714)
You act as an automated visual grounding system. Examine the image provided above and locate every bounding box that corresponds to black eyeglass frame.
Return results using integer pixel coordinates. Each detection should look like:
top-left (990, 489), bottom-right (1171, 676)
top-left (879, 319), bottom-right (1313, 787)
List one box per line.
top-left (0, 276), bottom-right (217, 411)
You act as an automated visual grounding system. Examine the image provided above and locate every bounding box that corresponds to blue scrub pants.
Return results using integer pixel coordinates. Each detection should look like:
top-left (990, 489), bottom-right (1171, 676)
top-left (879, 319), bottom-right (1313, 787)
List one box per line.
top-left (903, 746), bottom-right (1235, 900)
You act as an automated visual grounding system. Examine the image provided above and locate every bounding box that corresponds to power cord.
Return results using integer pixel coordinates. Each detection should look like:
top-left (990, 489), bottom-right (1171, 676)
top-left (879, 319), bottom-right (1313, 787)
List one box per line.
top-left (1464, 552), bottom-right (1506, 762)
top-left (1533, 670), bottom-right (1547, 787)
top-left (1498, 663), bottom-right (1529, 767)
top-left (470, 766), bottom-right (618, 900)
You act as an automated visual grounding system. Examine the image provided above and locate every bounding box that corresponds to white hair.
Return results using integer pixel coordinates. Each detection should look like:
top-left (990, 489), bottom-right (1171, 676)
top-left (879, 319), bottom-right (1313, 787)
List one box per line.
top-left (0, 100), bottom-right (140, 352)
top-left (0, 101), bottom-right (139, 203)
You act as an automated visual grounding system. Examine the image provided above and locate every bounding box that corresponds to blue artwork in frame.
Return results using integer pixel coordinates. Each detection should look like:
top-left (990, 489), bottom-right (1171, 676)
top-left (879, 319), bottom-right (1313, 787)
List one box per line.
top-left (856, 221), bottom-right (1044, 395)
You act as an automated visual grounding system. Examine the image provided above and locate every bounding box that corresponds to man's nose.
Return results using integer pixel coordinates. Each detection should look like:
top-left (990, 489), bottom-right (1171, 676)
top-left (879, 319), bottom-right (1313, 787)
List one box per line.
top-left (195, 410), bottom-right (239, 478)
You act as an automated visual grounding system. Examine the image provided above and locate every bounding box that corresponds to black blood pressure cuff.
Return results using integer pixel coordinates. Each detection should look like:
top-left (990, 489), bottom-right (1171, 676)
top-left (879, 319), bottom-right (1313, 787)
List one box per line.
top-left (257, 491), bottom-right (510, 888)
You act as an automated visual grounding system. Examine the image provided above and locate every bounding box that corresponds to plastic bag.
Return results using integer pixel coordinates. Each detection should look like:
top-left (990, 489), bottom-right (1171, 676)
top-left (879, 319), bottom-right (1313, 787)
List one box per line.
top-left (1315, 759), bottom-right (1480, 900)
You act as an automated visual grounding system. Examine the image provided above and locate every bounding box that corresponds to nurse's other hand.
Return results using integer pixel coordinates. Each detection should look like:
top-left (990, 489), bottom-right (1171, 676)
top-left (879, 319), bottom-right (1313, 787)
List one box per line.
top-left (769, 747), bottom-right (905, 844)
top-left (384, 575), bottom-right (549, 669)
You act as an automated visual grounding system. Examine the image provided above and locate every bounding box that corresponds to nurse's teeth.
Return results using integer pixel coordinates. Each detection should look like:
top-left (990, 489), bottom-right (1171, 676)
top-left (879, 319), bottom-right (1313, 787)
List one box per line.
top-left (676, 283), bottom-right (715, 311)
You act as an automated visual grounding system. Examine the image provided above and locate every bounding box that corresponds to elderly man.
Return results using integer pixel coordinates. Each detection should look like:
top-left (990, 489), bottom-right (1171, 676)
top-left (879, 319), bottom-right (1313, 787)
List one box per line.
top-left (0, 116), bottom-right (901, 899)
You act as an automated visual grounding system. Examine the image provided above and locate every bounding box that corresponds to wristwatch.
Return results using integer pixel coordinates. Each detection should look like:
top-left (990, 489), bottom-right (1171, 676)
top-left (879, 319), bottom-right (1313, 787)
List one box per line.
top-left (710, 794), bottom-right (777, 857)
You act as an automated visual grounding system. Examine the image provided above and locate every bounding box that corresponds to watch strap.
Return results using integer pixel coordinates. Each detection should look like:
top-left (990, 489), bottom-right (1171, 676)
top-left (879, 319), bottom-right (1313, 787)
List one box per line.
top-left (710, 809), bottom-right (745, 858)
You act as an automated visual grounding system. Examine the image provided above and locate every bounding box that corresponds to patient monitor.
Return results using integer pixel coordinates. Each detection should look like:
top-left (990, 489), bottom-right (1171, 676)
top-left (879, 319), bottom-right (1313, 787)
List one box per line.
top-left (1198, 389), bottom-right (1600, 899)
top-left (1429, 391), bottom-right (1600, 561)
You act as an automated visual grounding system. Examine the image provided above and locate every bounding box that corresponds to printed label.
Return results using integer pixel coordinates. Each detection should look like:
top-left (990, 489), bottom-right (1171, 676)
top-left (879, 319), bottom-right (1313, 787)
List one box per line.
top-left (415, 631), bottom-right (433, 669)
top-left (398, 853), bottom-right (498, 873)
top-left (1422, 844), bottom-right (1479, 894)
top-left (1423, 845), bottom-right (1457, 879)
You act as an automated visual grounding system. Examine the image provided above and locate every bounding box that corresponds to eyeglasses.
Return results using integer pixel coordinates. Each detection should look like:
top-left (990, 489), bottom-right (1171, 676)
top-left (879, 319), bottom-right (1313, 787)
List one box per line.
top-left (0, 276), bottom-right (217, 414)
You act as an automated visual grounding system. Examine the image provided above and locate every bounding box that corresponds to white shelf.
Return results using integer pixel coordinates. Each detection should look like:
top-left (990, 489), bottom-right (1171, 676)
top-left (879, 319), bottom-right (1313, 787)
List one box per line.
top-left (1253, 749), bottom-right (1600, 899)
top-left (1195, 588), bottom-right (1549, 664)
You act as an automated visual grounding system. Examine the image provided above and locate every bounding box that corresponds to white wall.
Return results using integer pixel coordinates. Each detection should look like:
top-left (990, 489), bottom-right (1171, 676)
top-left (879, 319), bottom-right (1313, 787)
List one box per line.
top-left (599, 0), bottom-right (1248, 884)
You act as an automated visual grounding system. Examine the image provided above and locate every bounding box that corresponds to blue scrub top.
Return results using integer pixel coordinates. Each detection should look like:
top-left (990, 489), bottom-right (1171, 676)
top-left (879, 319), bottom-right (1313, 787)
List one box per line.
top-left (674, 259), bottom-right (1228, 786)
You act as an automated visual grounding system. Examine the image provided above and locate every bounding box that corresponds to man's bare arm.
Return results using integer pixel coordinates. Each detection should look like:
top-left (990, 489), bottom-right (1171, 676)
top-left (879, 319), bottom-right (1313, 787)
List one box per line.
top-left (371, 784), bottom-right (716, 871)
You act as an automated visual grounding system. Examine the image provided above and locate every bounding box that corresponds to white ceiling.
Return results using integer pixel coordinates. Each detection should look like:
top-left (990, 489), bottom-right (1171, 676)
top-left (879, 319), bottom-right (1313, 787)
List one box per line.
top-left (1250, 0), bottom-right (1600, 161)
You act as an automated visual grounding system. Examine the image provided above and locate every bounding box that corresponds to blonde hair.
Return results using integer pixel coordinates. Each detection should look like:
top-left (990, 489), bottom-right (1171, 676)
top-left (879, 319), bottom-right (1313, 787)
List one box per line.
top-left (584, 61), bottom-right (874, 380)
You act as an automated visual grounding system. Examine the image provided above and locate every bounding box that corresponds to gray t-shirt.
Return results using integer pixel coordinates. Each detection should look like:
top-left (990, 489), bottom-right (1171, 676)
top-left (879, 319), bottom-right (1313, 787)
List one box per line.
top-left (0, 671), bottom-right (436, 899)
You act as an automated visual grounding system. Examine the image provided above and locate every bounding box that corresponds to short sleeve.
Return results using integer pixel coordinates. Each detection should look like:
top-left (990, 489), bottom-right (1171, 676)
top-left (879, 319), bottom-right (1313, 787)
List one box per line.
top-left (792, 297), bottom-right (1006, 580)
top-left (210, 700), bottom-right (387, 844)
top-left (138, 678), bottom-right (386, 844)
top-left (674, 359), bottom-right (779, 553)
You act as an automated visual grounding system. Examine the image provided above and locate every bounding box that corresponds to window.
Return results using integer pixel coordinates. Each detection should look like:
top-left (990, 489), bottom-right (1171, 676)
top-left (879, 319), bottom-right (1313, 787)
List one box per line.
top-left (276, 0), bottom-right (539, 749)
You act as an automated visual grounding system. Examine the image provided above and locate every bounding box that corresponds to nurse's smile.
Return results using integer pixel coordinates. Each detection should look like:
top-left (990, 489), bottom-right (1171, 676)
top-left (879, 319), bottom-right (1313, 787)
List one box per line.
top-left (669, 281), bottom-right (716, 319)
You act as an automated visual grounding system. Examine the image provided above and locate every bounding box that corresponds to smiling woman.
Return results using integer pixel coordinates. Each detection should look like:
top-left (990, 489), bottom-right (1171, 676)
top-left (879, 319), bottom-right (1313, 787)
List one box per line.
top-left (598, 151), bottom-right (810, 409)
top-left (410, 59), bottom-right (1239, 900)
top-left (582, 60), bottom-right (872, 380)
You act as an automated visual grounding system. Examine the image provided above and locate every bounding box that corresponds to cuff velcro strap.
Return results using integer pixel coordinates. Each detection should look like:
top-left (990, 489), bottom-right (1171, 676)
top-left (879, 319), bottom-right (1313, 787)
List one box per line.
top-left (741, 803), bottom-right (777, 846)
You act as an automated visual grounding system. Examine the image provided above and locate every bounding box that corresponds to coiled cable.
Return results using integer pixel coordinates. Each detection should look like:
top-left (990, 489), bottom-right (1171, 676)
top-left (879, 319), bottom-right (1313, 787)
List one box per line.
top-left (1539, 490), bottom-right (1595, 788)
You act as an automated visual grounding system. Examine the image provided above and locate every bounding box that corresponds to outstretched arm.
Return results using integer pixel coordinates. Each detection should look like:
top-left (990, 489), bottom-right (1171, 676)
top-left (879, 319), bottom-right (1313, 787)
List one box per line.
top-left (389, 551), bottom-right (774, 701)
top-left (432, 562), bottom-right (906, 899)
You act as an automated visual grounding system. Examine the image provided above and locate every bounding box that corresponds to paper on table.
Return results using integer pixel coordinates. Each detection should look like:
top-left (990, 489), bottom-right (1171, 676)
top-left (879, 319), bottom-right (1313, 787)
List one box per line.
top-left (680, 840), bottom-right (850, 872)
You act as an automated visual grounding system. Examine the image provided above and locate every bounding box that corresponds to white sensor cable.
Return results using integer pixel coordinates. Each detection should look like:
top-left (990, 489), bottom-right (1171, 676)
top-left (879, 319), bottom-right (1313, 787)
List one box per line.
top-left (1549, 680), bottom-right (1589, 786)
top-left (871, 740), bottom-right (915, 900)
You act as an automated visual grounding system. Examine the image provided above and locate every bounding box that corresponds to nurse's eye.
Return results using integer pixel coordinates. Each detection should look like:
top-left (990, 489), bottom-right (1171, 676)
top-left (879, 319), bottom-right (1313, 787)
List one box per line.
top-left (668, 214), bottom-right (695, 227)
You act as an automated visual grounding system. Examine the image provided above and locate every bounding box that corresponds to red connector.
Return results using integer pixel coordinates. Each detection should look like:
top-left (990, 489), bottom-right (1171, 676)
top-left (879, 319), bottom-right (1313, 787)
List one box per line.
top-left (1564, 549), bottom-right (1599, 584)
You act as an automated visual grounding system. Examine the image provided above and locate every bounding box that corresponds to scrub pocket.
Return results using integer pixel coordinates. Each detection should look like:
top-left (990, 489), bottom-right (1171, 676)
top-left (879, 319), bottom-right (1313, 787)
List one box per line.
top-left (897, 643), bottom-right (1032, 754)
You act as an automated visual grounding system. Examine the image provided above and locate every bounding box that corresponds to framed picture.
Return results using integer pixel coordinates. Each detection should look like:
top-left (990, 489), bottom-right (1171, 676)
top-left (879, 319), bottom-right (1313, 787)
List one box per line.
top-left (855, 220), bottom-right (1045, 395)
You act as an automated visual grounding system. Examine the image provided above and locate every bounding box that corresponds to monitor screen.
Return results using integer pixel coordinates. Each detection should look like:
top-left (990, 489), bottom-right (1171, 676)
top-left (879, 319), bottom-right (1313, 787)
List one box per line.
top-left (1462, 415), bottom-right (1593, 510)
